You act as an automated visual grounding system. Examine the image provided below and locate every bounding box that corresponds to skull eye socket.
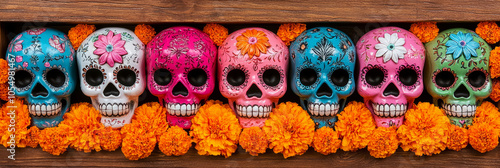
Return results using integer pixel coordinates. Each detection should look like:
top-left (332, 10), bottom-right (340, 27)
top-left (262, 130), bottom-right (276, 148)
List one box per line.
top-left (331, 69), bottom-right (349, 86)
top-left (188, 68), bottom-right (208, 87)
top-left (46, 69), bottom-right (66, 87)
top-left (227, 69), bottom-right (246, 86)
top-left (399, 68), bottom-right (418, 86)
top-left (85, 69), bottom-right (104, 86)
top-left (14, 70), bottom-right (32, 88)
top-left (154, 69), bottom-right (172, 86)
top-left (435, 71), bottom-right (455, 88)
top-left (468, 70), bottom-right (486, 88)
top-left (365, 68), bottom-right (384, 86)
top-left (300, 68), bottom-right (317, 86)
top-left (263, 68), bottom-right (281, 86)
top-left (117, 69), bottom-right (136, 87)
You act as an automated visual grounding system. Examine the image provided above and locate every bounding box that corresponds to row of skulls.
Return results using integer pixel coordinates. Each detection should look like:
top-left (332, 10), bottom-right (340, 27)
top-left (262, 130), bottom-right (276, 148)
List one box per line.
top-left (6, 26), bottom-right (492, 129)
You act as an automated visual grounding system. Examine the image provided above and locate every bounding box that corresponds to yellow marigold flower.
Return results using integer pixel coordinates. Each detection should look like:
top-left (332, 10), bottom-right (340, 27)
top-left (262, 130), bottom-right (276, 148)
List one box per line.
top-left (0, 83), bottom-right (9, 101)
top-left (446, 124), bottom-right (468, 151)
top-left (96, 127), bottom-right (122, 151)
top-left (68, 24), bottom-right (96, 50)
top-left (335, 101), bottom-right (376, 152)
top-left (312, 126), bottom-right (341, 155)
top-left (39, 126), bottom-right (71, 155)
top-left (469, 122), bottom-right (499, 153)
top-left (135, 24), bottom-right (156, 45)
top-left (0, 59), bottom-right (8, 83)
top-left (397, 102), bottom-right (449, 156)
top-left (59, 102), bottom-right (103, 153)
top-left (476, 21), bottom-right (500, 44)
top-left (277, 23), bottom-right (307, 46)
top-left (239, 126), bottom-right (268, 156)
top-left (26, 126), bottom-right (40, 148)
top-left (490, 47), bottom-right (500, 79)
top-left (159, 125), bottom-right (192, 156)
top-left (409, 22), bottom-right (439, 43)
top-left (263, 102), bottom-right (314, 159)
top-left (367, 126), bottom-right (398, 158)
top-left (121, 128), bottom-right (157, 160)
top-left (190, 100), bottom-right (241, 158)
top-left (203, 23), bottom-right (228, 46)
top-left (1, 99), bottom-right (30, 148)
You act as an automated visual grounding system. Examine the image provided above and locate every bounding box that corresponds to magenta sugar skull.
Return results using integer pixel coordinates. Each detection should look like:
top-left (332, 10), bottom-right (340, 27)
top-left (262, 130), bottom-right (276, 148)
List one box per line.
top-left (356, 27), bottom-right (425, 128)
top-left (218, 28), bottom-right (288, 128)
top-left (146, 26), bottom-right (217, 129)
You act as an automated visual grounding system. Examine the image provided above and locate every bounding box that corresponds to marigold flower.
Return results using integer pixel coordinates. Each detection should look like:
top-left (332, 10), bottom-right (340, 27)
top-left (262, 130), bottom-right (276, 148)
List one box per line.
top-left (312, 127), bottom-right (341, 155)
top-left (335, 101), bottom-right (376, 152)
top-left (277, 23), bottom-right (307, 46)
top-left (135, 24), bottom-right (156, 45)
top-left (263, 102), bottom-right (314, 159)
top-left (159, 125), bottom-right (192, 156)
top-left (26, 126), bottom-right (40, 148)
top-left (409, 22), bottom-right (439, 43)
top-left (0, 83), bottom-right (9, 101)
top-left (190, 100), bottom-right (242, 158)
top-left (469, 122), bottom-right (499, 153)
top-left (59, 102), bottom-right (103, 153)
top-left (367, 126), bottom-right (398, 158)
top-left (123, 102), bottom-right (169, 140)
top-left (489, 47), bottom-right (500, 79)
top-left (476, 22), bottom-right (500, 44)
top-left (121, 128), bottom-right (157, 160)
top-left (397, 102), bottom-right (449, 156)
top-left (236, 29), bottom-right (271, 59)
top-left (96, 127), bottom-right (122, 151)
top-left (1, 99), bottom-right (30, 148)
top-left (0, 59), bottom-right (8, 83)
top-left (203, 23), bottom-right (228, 46)
top-left (491, 78), bottom-right (500, 102)
top-left (68, 24), bottom-right (96, 50)
top-left (446, 124), bottom-right (468, 151)
top-left (473, 101), bottom-right (500, 136)
top-left (39, 126), bottom-right (71, 155)
top-left (239, 127), bottom-right (268, 156)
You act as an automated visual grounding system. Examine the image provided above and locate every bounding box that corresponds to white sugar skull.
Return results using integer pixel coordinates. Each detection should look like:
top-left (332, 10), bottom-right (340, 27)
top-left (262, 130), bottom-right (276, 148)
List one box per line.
top-left (76, 28), bottom-right (145, 128)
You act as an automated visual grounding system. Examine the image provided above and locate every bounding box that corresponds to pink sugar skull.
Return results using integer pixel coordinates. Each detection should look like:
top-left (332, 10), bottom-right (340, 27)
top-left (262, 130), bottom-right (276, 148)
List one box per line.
top-left (146, 26), bottom-right (217, 129)
top-left (218, 28), bottom-right (288, 128)
top-left (356, 27), bottom-right (425, 128)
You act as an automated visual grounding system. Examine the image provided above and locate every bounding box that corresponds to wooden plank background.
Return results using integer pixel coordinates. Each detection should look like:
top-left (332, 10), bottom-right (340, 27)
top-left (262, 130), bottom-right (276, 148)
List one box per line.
top-left (1, 0), bottom-right (500, 23)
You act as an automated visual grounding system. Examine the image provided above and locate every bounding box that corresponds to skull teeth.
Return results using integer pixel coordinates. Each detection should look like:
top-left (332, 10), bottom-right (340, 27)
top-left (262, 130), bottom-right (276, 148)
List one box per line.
top-left (371, 103), bottom-right (407, 118)
top-left (236, 105), bottom-right (272, 118)
top-left (441, 103), bottom-right (476, 118)
top-left (99, 102), bottom-right (132, 117)
top-left (307, 103), bottom-right (339, 117)
top-left (29, 102), bottom-right (62, 117)
top-left (166, 103), bottom-right (200, 117)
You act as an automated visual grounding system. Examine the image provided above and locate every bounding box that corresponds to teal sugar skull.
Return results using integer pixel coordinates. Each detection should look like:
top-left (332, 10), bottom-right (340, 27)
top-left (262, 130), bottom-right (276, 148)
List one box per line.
top-left (289, 27), bottom-right (356, 129)
top-left (6, 28), bottom-right (76, 128)
top-left (424, 28), bottom-right (492, 127)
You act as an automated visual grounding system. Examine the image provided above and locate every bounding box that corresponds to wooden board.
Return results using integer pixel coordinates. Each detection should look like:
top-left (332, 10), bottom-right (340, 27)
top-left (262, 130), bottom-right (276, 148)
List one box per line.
top-left (1, 0), bottom-right (500, 23)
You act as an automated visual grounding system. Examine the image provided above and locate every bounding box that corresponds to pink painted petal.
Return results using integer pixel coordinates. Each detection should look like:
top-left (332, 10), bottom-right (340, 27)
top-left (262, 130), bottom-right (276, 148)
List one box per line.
top-left (113, 48), bottom-right (128, 55)
top-left (93, 48), bottom-right (106, 55)
top-left (98, 34), bottom-right (108, 44)
top-left (99, 52), bottom-right (109, 65)
top-left (14, 44), bottom-right (23, 52)
top-left (107, 31), bottom-right (114, 44)
top-left (113, 40), bottom-right (126, 48)
top-left (94, 40), bottom-right (107, 49)
top-left (111, 52), bottom-right (123, 63)
top-left (15, 40), bottom-right (23, 45)
top-left (106, 55), bottom-right (115, 67)
top-left (111, 34), bottom-right (122, 44)
top-left (14, 34), bottom-right (22, 41)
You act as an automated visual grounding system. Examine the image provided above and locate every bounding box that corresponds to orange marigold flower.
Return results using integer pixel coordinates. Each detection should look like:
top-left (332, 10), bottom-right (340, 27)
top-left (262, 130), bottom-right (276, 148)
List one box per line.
top-left (397, 102), bottom-right (449, 156)
top-left (1, 99), bottom-right (30, 148)
top-left (469, 122), bottom-right (499, 153)
top-left (190, 100), bottom-right (242, 158)
top-left (236, 29), bottom-right (271, 59)
top-left (59, 102), bottom-right (103, 153)
top-left (39, 126), bottom-right (71, 155)
top-left (367, 126), bottom-right (398, 158)
top-left (262, 102), bottom-right (314, 159)
top-left (203, 23), bottom-right (228, 46)
top-left (335, 101), bottom-right (376, 152)
top-left (0, 59), bottom-right (8, 83)
top-left (239, 126), bottom-right (268, 156)
top-left (490, 47), bottom-right (500, 79)
top-left (312, 126), bottom-right (341, 155)
top-left (491, 78), bottom-right (500, 102)
top-left (121, 128), bottom-right (157, 160)
top-left (96, 127), bottom-right (122, 151)
top-left (277, 23), bottom-right (307, 46)
top-left (446, 124), bottom-right (468, 151)
top-left (409, 22), bottom-right (439, 43)
top-left (68, 24), bottom-right (96, 50)
top-left (476, 21), bottom-right (500, 44)
top-left (26, 126), bottom-right (40, 148)
top-left (0, 83), bottom-right (9, 101)
top-left (473, 101), bottom-right (500, 135)
top-left (135, 24), bottom-right (156, 45)
top-left (159, 125), bottom-right (192, 156)
top-left (124, 102), bottom-right (169, 140)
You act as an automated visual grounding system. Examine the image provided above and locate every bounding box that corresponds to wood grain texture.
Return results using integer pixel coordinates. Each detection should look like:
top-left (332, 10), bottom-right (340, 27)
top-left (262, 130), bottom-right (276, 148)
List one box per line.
top-left (1, 0), bottom-right (500, 23)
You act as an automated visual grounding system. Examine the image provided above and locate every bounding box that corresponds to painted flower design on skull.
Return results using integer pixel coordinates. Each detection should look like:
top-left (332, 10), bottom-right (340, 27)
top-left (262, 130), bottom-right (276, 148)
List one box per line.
top-left (8, 34), bottom-right (23, 52)
top-left (49, 35), bottom-right (66, 53)
top-left (445, 31), bottom-right (479, 60)
top-left (93, 31), bottom-right (128, 67)
top-left (26, 28), bottom-right (46, 35)
top-left (375, 33), bottom-right (407, 63)
top-left (236, 29), bottom-right (271, 59)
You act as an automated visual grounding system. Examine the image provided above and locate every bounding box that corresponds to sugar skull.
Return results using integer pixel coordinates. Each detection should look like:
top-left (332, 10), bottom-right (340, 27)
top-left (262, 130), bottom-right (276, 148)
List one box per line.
top-left (218, 28), bottom-right (288, 128)
top-left (146, 26), bottom-right (216, 129)
top-left (425, 28), bottom-right (491, 127)
top-left (77, 28), bottom-right (145, 128)
top-left (356, 27), bottom-right (425, 128)
top-left (289, 27), bottom-right (356, 129)
top-left (7, 28), bottom-right (76, 128)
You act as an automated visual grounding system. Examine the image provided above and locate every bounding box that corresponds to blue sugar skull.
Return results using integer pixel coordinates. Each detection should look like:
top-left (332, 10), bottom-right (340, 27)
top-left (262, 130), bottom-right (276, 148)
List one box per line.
top-left (6, 28), bottom-right (76, 128)
top-left (289, 27), bottom-right (356, 129)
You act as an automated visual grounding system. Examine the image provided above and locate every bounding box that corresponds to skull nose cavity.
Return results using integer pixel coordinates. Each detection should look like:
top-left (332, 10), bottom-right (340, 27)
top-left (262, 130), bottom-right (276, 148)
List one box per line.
top-left (172, 82), bottom-right (189, 96)
top-left (383, 83), bottom-right (399, 97)
top-left (103, 83), bottom-right (120, 97)
top-left (31, 83), bottom-right (48, 97)
top-left (246, 84), bottom-right (262, 98)
top-left (454, 84), bottom-right (470, 98)
top-left (316, 83), bottom-right (332, 97)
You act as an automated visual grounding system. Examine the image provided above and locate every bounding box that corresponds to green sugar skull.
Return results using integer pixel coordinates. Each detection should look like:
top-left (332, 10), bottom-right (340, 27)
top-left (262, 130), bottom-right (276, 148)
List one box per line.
top-left (424, 28), bottom-right (492, 127)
